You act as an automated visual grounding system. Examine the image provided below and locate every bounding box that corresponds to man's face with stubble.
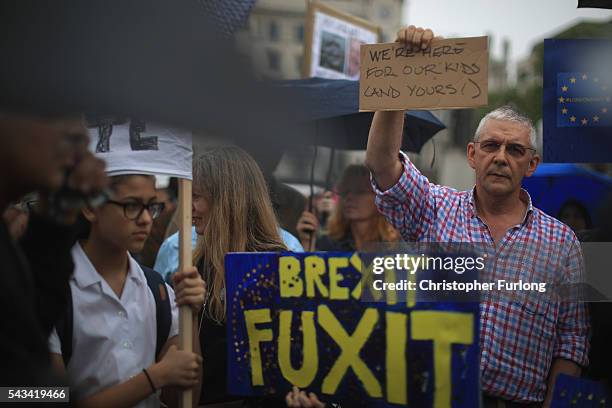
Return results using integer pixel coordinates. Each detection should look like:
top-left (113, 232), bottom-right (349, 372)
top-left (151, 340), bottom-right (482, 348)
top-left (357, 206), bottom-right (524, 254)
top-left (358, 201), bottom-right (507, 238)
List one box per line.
top-left (467, 119), bottom-right (540, 198)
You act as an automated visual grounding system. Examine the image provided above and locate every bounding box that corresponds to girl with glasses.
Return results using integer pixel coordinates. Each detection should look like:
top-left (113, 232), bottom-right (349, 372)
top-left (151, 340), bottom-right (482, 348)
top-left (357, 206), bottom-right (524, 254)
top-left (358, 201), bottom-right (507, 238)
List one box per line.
top-left (49, 174), bottom-right (205, 408)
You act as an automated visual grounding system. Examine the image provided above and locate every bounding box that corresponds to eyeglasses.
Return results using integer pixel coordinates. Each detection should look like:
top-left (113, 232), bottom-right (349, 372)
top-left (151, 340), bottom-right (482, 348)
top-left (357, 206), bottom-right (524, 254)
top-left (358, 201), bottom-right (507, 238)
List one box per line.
top-left (107, 200), bottom-right (165, 220)
top-left (474, 140), bottom-right (536, 158)
top-left (10, 200), bottom-right (38, 213)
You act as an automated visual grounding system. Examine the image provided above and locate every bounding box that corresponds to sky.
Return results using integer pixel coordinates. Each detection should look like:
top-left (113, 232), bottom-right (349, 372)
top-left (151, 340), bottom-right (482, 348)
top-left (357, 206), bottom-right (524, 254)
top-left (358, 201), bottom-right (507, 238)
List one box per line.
top-left (402, 0), bottom-right (611, 65)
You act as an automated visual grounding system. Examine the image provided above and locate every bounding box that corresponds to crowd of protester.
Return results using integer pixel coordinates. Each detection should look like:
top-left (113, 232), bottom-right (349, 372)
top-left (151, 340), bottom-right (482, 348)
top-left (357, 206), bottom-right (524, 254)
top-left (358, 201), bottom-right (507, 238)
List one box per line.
top-left (1, 24), bottom-right (611, 408)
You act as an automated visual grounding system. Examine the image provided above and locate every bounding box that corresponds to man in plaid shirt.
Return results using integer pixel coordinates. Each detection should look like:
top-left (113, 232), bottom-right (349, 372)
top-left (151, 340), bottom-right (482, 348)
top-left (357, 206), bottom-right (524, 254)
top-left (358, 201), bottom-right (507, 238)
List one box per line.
top-left (366, 26), bottom-right (589, 408)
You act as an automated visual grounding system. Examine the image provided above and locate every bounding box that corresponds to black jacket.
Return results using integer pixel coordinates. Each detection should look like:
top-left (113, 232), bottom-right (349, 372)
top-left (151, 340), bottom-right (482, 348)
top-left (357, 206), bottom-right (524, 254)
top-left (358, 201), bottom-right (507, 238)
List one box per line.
top-left (0, 214), bottom-right (76, 386)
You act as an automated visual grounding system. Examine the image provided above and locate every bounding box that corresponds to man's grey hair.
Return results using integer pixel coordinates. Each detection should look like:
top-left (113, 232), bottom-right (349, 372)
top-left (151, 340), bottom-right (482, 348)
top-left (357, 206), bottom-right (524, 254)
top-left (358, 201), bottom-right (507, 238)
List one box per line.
top-left (474, 106), bottom-right (537, 151)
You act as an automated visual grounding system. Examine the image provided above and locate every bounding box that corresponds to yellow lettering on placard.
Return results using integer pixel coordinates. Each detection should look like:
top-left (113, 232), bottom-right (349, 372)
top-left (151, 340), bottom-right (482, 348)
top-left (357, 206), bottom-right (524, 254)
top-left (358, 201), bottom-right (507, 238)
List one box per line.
top-left (318, 305), bottom-right (382, 397)
top-left (304, 256), bottom-right (329, 298)
top-left (349, 252), bottom-right (397, 304)
top-left (350, 253), bottom-right (383, 302)
top-left (279, 256), bottom-right (303, 298)
top-left (383, 267), bottom-right (398, 305)
top-left (328, 257), bottom-right (349, 300)
top-left (406, 267), bottom-right (417, 308)
top-left (278, 310), bottom-right (318, 388)
top-left (411, 311), bottom-right (474, 408)
top-left (386, 312), bottom-right (408, 404)
top-left (244, 309), bottom-right (273, 386)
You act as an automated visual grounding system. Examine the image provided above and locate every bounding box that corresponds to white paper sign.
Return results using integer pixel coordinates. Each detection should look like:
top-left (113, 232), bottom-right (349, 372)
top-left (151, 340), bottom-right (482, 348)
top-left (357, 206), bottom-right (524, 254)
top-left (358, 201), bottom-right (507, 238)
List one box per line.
top-left (310, 10), bottom-right (379, 80)
top-left (89, 119), bottom-right (192, 180)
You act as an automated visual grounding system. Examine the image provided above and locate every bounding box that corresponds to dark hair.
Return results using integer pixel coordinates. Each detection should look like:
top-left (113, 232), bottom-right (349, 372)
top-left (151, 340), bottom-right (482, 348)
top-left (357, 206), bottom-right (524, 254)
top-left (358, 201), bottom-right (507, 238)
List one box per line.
top-left (557, 199), bottom-right (593, 230)
top-left (108, 174), bottom-right (155, 190)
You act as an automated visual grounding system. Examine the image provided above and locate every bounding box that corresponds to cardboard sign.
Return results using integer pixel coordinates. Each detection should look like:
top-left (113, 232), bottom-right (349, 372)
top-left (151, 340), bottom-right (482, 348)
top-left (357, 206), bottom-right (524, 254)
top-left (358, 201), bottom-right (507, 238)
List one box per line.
top-left (88, 118), bottom-right (192, 179)
top-left (359, 37), bottom-right (488, 111)
top-left (226, 252), bottom-right (480, 407)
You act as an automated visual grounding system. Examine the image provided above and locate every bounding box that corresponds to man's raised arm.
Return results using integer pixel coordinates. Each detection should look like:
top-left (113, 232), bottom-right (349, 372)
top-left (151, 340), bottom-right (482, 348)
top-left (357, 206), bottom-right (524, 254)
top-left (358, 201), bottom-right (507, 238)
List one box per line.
top-left (366, 110), bottom-right (405, 191)
top-left (365, 26), bottom-right (436, 191)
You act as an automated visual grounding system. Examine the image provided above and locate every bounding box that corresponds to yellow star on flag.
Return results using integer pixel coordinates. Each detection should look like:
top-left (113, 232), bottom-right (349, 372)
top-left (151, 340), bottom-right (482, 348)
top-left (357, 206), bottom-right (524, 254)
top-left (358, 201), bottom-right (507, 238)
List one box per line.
top-left (593, 116), bottom-right (600, 122)
top-left (561, 108), bottom-right (568, 114)
top-left (561, 85), bottom-right (568, 92)
top-left (581, 118), bottom-right (588, 125)
top-left (570, 116), bottom-right (576, 122)
top-left (582, 74), bottom-right (588, 80)
top-left (603, 107), bottom-right (608, 114)
top-left (559, 96), bottom-right (565, 103)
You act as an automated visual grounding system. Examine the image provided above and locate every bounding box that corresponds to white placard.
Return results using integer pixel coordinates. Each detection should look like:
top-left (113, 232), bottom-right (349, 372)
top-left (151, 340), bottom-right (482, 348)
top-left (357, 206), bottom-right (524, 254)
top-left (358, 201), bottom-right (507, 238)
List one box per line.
top-left (309, 10), bottom-right (379, 80)
top-left (89, 119), bottom-right (192, 180)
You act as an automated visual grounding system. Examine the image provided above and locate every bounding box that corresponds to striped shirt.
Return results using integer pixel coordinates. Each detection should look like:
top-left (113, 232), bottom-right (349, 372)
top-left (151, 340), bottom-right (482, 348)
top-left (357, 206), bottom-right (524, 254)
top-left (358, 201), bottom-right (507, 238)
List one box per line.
top-left (372, 152), bottom-right (589, 402)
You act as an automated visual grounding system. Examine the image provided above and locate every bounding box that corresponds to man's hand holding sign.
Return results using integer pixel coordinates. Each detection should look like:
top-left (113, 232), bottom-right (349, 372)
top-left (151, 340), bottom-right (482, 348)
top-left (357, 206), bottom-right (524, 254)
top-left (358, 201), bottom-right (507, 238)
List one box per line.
top-left (365, 26), bottom-right (460, 193)
top-left (360, 26), bottom-right (488, 112)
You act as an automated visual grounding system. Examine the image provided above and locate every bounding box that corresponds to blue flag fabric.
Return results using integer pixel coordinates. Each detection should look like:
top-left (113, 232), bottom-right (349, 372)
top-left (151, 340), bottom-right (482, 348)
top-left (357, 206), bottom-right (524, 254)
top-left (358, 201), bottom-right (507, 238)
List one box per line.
top-left (543, 39), bottom-right (612, 162)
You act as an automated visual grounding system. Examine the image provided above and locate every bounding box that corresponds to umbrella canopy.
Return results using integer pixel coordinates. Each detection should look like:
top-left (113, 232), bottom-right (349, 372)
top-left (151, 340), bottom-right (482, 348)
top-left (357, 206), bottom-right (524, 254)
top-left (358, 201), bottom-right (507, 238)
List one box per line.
top-left (578, 0), bottom-right (612, 9)
top-left (243, 78), bottom-right (446, 189)
top-left (274, 77), bottom-right (446, 152)
top-left (0, 0), bottom-right (295, 142)
top-left (522, 163), bottom-right (612, 224)
top-left (198, 0), bottom-right (257, 36)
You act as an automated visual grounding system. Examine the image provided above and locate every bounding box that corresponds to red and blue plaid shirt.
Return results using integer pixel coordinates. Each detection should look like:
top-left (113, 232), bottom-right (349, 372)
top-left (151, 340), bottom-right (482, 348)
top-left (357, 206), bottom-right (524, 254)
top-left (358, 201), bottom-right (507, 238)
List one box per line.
top-left (372, 153), bottom-right (589, 403)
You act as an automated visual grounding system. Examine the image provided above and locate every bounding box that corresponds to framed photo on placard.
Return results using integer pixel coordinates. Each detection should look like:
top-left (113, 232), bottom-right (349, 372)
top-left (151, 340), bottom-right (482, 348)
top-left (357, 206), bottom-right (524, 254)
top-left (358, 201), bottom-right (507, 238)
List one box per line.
top-left (303, 1), bottom-right (381, 80)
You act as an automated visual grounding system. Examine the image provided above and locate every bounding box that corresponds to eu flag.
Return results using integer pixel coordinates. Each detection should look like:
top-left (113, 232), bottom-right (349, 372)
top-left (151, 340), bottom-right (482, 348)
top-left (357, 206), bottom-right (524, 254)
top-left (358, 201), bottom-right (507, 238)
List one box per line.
top-left (543, 39), bottom-right (612, 162)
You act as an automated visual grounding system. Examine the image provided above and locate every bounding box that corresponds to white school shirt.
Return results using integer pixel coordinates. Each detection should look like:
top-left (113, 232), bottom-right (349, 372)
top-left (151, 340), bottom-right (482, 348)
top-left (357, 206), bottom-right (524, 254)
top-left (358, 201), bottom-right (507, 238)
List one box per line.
top-left (49, 243), bottom-right (179, 408)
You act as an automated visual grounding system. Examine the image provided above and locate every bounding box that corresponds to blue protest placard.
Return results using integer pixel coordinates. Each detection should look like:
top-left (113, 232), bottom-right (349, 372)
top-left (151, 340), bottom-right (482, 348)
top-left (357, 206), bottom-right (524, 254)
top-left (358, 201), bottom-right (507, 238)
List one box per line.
top-left (225, 252), bottom-right (480, 407)
top-left (551, 374), bottom-right (610, 408)
top-left (543, 39), bottom-right (612, 162)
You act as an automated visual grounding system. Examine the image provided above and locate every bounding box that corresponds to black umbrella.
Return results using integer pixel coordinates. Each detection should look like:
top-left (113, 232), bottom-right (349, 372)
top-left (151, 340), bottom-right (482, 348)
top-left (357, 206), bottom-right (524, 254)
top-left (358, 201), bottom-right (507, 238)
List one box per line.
top-left (0, 0), bottom-right (295, 142)
top-left (274, 78), bottom-right (446, 152)
top-left (198, 0), bottom-right (257, 37)
top-left (578, 0), bottom-right (612, 9)
top-left (251, 78), bottom-right (445, 190)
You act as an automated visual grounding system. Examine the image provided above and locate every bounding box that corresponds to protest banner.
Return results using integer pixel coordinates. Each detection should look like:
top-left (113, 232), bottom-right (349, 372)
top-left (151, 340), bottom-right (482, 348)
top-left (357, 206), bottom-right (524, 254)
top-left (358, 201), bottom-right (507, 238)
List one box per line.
top-left (359, 37), bottom-right (488, 111)
top-left (551, 374), bottom-right (610, 407)
top-left (304, 1), bottom-right (381, 80)
top-left (88, 118), bottom-right (192, 178)
top-left (543, 39), bottom-right (612, 162)
top-left (225, 252), bottom-right (480, 408)
top-left (89, 118), bottom-right (194, 407)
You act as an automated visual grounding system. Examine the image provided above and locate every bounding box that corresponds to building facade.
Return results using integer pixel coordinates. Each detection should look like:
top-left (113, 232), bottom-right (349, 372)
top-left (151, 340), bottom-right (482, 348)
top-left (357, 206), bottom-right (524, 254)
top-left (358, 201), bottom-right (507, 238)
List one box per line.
top-left (236, 0), bottom-right (404, 80)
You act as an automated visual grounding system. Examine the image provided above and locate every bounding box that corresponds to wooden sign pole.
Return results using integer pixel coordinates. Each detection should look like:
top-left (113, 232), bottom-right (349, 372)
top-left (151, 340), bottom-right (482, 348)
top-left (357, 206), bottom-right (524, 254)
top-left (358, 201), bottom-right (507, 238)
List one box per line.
top-left (178, 178), bottom-right (194, 407)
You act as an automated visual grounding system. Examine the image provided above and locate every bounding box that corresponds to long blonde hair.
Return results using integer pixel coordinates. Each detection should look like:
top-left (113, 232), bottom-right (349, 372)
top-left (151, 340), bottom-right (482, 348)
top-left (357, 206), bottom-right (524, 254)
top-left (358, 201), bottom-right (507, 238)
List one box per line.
top-left (192, 146), bottom-right (286, 322)
top-left (327, 164), bottom-right (399, 243)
